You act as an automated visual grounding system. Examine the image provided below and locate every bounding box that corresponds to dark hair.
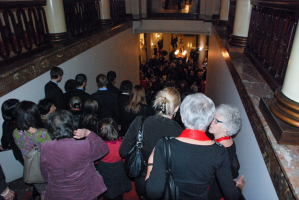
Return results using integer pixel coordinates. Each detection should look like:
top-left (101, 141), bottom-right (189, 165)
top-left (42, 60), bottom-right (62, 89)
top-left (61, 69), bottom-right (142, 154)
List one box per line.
top-left (99, 118), bottom-right (119, 141)
top-left (15, 101), bottom-right (42, 130)
top-left (120, 80), bottom-right (133, 93)
top-left (107, 71), bottom-right (116, 83)
top-left (47, 110), bottom-right (75, 140)
top-left (70, 96), bottom-right (81, 109)
top-left (96, 74), bottom-right (107, 88)
top-left (1, 99), bottom-right (19, 121)
top-left (75, 74), bottom-right (87, 87)
top-left (50, 67), bottom-right (64, 79)
top-left (38, 98), bottom-right (55, 115)
top-left (64, 79), bottom-right (76, 93)
top-left (82, 99), bottom-right (98, 124)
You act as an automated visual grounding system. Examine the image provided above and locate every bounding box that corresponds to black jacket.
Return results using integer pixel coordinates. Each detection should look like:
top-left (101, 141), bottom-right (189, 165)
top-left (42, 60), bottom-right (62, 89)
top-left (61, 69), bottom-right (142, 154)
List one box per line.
top-left (91, 89), bottom-right (119, 123)
top-left (119, 115), bottom-right (183, 162)
top-left (44, 81), bottom-right (65, 110)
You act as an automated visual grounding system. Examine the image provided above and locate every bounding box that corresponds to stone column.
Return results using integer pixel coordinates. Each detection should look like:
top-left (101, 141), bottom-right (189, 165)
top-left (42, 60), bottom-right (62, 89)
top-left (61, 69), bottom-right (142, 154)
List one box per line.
top-left (218, 0), bottom-right (230, 26)
top-left (229, 0), bottom-right (252, 47)
top-left (269, 21), bottom-right (299, 127)
top-left (44, 0), bottom-right (69, 42)
top-left (100, 0), bottom-right (111, 24)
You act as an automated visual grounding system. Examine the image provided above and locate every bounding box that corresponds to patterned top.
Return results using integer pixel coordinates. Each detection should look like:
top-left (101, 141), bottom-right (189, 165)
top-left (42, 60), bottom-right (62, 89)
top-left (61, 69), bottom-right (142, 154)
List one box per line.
top-left (13, 128), bottom-right (52, 159)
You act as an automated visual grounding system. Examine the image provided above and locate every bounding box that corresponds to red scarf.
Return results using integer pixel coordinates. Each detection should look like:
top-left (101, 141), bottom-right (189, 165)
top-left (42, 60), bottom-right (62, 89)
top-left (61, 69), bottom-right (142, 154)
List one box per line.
top-left (214, 136), bottom-right (231, 143)
top-left (178, 129), bottom-right (211, 141)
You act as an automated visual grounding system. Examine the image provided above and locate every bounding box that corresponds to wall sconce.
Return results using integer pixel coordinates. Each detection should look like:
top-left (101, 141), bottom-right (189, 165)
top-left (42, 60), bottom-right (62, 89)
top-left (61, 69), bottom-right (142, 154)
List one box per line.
top-left (175, 50), bottom-right (179, 55)
top-left (199, 47), bottom-right (203, 51)
top-left (182, 50), bottom-right (187, 56)
top-left (151, 43), bottom-right (153, 46)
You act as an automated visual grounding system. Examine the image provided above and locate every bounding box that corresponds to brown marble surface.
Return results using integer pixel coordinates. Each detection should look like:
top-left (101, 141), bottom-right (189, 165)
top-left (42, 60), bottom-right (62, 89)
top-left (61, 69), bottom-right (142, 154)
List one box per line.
top-left (0, 21), bottom-right (132, 98)
top-left (214, 26), bottom-right (298, 199)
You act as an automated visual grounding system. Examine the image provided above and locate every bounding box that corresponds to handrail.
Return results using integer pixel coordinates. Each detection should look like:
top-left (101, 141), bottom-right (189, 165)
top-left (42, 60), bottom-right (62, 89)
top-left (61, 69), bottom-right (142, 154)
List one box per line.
top-left (0, 1), bottom-right (50, 60)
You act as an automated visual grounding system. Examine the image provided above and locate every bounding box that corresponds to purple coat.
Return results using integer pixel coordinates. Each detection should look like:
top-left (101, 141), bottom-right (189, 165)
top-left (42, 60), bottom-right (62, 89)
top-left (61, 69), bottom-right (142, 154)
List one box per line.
top-left (40, 132), bottom-right (108, 200)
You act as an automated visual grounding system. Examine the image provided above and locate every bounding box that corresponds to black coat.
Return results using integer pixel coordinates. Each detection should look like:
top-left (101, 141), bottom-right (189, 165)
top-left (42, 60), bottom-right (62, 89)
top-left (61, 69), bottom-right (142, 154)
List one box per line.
top-left (44, 81), bottom-right (65, 110)
top-left (91, 89), bottom-right (119, 123)
top-left (0, 165), bottom-right (7, 195)
top-left (1, 121), bottom-right (24, 165)
top-left (106, 83), bottom-right (119, 96)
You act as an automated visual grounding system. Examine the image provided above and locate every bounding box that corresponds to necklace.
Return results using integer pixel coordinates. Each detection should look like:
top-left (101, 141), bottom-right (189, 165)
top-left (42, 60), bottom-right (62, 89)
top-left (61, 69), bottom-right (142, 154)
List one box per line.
top-left (178, 129), bottom-right (211, 141)
top-left (214, 136), bottom-right (231, 143)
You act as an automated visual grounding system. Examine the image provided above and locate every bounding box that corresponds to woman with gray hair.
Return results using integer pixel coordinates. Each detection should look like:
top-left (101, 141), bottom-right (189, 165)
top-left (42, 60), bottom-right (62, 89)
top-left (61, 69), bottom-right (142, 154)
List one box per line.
top-left (208, 104), bottom-right (242, 200)
top-left (145, 93), bottom-right (245, 200)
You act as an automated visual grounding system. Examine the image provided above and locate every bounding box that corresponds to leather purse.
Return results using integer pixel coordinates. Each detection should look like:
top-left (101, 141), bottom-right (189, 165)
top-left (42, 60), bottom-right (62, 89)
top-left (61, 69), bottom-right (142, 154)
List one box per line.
top-left (124, 116), bottom-right (146, 178)
top-left (23, 129), bottom-right (45, 184)
top-left (162, 137), bottom-right (179, 200)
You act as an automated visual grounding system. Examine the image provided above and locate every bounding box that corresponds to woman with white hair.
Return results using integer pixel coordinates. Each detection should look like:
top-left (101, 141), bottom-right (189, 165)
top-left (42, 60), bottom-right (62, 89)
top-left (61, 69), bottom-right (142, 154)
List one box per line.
top-left (208, 104), bottom-right (242, 200)
top-left (145, 93), bottom-right (245, 200)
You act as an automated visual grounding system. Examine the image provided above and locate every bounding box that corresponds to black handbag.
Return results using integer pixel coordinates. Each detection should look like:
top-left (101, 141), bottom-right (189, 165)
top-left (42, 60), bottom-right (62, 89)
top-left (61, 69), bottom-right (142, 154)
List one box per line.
top-left (124, 116), bottom-right (146, 178)
top-left (162, 137), bottom-right (179, 200)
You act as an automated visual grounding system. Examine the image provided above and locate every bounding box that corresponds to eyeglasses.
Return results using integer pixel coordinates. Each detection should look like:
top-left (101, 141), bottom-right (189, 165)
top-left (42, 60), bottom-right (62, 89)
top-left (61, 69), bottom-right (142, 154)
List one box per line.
top-left (213, 118), bottom-right (223, 124)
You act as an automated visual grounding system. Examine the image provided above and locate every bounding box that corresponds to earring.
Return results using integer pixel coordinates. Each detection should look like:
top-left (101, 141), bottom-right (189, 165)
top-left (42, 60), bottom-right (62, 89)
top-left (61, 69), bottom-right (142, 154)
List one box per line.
top-left (173, 112), bottom-right (176, 118)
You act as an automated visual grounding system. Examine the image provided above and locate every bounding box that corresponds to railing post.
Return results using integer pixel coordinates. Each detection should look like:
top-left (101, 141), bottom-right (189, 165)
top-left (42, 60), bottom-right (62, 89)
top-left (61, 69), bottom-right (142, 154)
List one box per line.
top-left (269, 20), bottom-right (299, 128)
top-left (44, 0), bottom-right (70, 42)
top-left (219, 0), bottom-right (230, 27)
top-left (100, 0), bottom-right (111, 24)
top-left (229, 0), bottom-right (252, 47)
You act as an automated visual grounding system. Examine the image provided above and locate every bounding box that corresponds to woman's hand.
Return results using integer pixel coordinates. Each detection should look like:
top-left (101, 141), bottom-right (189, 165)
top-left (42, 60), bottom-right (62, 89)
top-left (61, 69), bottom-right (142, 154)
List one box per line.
top-left (1, 187), bottom-right (15, 200)
top-left (235, 175), bottom-right (245, 191)
top-left (73, 129), bottom-right (91, 139)
top-left (145, 148), bottom-right (155, 180)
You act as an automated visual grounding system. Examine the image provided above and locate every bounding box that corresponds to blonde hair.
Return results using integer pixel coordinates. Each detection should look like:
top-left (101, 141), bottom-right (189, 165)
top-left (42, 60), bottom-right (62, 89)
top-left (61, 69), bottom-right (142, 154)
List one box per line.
top-left (154, 87), bottom-right (181, 116)
top-left (126, 85), bottom-right (147, 114)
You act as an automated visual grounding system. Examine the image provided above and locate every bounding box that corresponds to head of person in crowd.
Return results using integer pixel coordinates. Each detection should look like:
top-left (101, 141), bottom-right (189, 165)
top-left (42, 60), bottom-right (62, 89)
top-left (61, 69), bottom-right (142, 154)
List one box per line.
top-left (107, 71), bottom-right (116, 85)
top-left (50, 67), bottom-right (64, 83)
top-left (153, 87), bottom-right (181, 119)
top-left (69, 96), bottom-right (81, 111)
top-left (47, 110), bottom-right (75, 140)
top-left (180, 93), bottom-right (215, 131)
top-left (99, 117), bottom-right (119, 141)
top-left (96, 74), bottom-right (108, 88)
top-left (126, 85), bottom-right (147, 114)
top-left (170, 62), bottom-right (176, 69)
top-left (1, 99), bottom-right (19, 122)
top-left (82, 99), bottom-right (98, 124)
top-left (75, 74), bottom-right (87, 89)
top-left (209, 104), bottom-right (242, 138)
top-left (164, 81), bottom-right (175, 88)
top-left (64, 79), bottom-right (77, 94)
top-left (38, 98), bottom-right (56, 124)
top-left (120, 80), bottom-right (133, 94)
top-left (15, 101), bottom-right (42, 131)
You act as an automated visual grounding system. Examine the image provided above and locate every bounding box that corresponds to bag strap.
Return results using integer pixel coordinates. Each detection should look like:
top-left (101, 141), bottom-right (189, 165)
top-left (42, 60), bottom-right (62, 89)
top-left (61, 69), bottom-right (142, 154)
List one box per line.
top-left (32, 129), bottom-right (40, 148)
top-left (163, 137), bottom-right (171, 171)
top-left (136, 116), bottom-right (146, 149)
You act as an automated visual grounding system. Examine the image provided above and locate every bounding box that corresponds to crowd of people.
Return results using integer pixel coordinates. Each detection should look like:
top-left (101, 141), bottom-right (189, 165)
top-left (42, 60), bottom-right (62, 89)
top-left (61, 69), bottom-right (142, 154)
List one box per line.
top-left (0, 64), bottom-right (246, 200)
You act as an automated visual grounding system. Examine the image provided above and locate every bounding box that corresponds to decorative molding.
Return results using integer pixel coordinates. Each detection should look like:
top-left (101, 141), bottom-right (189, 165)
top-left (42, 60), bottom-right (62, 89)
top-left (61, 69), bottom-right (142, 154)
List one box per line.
top-left (269, 88), bottom-right (299, 127)
top-left (229, 35), bottom-right (247, 47)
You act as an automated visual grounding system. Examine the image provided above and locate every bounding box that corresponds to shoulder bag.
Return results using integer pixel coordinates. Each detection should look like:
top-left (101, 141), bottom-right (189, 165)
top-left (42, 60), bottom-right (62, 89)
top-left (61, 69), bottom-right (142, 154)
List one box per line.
top-left (162, 137), bottom-right (179, 200)
top-left (23, 129), bottom-right (45, 184)
top-left (124, 116), bottom-right (146, 178)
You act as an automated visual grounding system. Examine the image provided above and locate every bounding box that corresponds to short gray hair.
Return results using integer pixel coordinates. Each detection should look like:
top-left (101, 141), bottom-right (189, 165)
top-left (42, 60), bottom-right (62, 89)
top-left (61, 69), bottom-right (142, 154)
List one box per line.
top-left (216, 104), bottom-right (242, 136)
top-left (180, 93), bottom-right (215, 131)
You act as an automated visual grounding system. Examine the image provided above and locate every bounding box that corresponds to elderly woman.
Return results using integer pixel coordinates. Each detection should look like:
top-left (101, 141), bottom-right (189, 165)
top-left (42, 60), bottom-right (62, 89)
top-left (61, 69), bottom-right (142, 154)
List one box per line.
top-left (208, 104), bottom-right (242, 200)
top-left (145, 93), bottom-right (245, 200)
top-left (119, 87), bottom-right (183, 199)
top-left (40, 110), bottom-right (108, 200)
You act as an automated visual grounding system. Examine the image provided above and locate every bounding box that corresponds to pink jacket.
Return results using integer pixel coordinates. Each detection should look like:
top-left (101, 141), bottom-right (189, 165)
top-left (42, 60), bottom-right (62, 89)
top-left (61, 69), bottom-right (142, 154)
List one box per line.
top-left (40, 132), bottom-right (108, 200)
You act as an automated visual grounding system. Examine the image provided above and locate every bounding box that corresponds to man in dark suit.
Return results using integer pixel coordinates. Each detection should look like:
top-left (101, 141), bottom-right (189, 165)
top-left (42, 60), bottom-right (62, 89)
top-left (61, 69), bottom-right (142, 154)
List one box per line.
top-left (68, 74), bottom-right (90, 108)
top-left (91, 74), bottom-right (119, 123)
top-left (106, 71), bottom-right (119, 96)
top-left (44, 67), bottom-right (65, 110)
